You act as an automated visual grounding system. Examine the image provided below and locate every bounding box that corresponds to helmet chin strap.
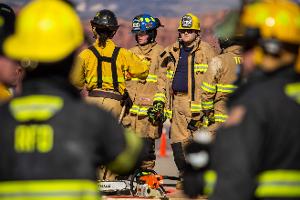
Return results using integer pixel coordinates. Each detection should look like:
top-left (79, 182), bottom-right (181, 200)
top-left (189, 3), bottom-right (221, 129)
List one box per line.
top-left (92, 26), bottom-right (97, 39)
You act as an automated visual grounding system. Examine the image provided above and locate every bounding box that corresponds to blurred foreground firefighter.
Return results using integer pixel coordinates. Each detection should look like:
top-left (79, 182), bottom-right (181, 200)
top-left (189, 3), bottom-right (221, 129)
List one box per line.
top-left (183, 0), bottom-right (300, 199)
top-left (0, 3), bottom-right (23, 102)
top-left (0, 0), bottom-right (145, 199)
top-left (70, 9), bottom-right (149, 118)
top-left (199, 12), bottom-right (243, 135)
top-left (148, 13), bottom-right (216, 188)
top-left (124, 14), bottom-right (164, 170)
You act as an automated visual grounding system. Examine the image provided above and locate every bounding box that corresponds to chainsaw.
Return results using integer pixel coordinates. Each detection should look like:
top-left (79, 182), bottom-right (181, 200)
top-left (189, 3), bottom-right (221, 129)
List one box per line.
top-left (98, 169), bottom-right (179, 198)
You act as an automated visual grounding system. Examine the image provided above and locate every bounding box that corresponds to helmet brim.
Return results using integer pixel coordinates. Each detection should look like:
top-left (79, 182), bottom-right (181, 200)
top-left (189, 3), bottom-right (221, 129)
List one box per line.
top-left (4, 33), bottom-right (83, 63)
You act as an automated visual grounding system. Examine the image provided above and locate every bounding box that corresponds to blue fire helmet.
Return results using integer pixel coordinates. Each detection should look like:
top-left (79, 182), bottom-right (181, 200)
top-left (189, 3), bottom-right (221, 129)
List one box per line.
top-left (131, 14), bottom-right (158, 33)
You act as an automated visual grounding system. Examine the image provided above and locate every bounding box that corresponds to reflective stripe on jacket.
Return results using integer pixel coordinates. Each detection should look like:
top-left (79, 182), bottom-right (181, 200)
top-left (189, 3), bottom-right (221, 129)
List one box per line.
top-left (204, 170), bottom-right (300, 198)
top-left (255, 170), bottom-right (300, 198)
top-left (0, 179), bottom-right (99, 200)
top-left (201, 45), bottom-right (242, 120)
top-left (126, 42), bottom-right (164, 115)
top-left (156, 37), bottom-right (217, 118)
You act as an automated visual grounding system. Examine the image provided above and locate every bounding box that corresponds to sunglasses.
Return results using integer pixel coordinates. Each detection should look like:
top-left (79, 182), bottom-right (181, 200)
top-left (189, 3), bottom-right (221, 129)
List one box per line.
top-left (179, 29), bottom-right (196, 34)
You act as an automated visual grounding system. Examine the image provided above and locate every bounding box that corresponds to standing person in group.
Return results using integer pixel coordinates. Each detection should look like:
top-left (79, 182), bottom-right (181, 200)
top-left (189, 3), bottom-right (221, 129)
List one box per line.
top-left (70, 9), bottom-right (149, 118)
top-left (124, 14), bottom-right (164, 170)
top-left (0, 1), bottom-right (145, 200)
top-left (183, 1), bottom-right (300, 199)
top-left (0, 3), bottom-right (23, 103)
top-left (148, 13), bottom-right (216, 189)
top-left (70, 9), bottom-right (150, 181)
top-left (200, 12), bottom-right (243, 136)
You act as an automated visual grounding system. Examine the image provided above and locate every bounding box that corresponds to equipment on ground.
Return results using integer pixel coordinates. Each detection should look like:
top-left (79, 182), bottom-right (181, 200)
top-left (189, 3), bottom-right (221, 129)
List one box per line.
top-left (99, 169), bottom-right (179, 198)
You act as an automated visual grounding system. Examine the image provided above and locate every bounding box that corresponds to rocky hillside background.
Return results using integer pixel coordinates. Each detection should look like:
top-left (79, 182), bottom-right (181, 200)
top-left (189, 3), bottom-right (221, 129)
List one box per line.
top-left (83, 10), bottom-right (228, 51)
top-left (4, 0), bottom-right (241, 50)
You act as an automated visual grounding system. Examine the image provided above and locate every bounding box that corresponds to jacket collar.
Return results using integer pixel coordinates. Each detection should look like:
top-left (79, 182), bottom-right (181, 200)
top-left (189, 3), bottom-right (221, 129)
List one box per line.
top-left (136, 42), bottom-right (157, 55)
top-left (172, 37), bottom-right (202, 54)
top-left (223, 45), bottom-right (242, 54)
top-left (93, 39), bottom-right (116, 50)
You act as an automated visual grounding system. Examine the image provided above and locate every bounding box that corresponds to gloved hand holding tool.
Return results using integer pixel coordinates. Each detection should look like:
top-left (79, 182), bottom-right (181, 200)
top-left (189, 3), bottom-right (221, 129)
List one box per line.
top-left (147, 101), bottom-right (166, 126)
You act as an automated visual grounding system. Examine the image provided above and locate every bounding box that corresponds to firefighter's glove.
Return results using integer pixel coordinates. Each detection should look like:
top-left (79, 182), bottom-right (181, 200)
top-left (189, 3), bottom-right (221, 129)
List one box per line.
top-left (147, 101), bottom-right (166, 126)
top-left (183, 133), bottom-right (212, 198)
top-left (203, 109), bottom-right (215, 125)
top-left (187, 119), bottom-right (203, 131)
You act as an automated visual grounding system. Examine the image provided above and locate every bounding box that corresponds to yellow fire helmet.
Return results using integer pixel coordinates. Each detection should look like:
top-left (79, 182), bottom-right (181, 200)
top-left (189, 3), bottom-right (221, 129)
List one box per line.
top-left (178, 13), bottom-right (200, 31)
top-left (4, 0), bottom-right (83, 63)
top-left (241, 0), bottom-right (300, 45)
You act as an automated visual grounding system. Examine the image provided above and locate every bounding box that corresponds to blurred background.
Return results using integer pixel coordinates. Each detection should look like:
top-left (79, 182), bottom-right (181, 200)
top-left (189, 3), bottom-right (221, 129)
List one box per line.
top-left (2, 0), bottom-right (241, 50)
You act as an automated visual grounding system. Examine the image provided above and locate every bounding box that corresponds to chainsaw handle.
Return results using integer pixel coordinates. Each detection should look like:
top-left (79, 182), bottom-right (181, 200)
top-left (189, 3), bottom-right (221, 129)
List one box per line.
top-left (162, 175), bottom-right (180, 180)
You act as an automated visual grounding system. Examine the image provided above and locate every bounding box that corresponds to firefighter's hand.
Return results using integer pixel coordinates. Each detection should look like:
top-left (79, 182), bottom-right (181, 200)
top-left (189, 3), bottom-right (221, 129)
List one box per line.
top-left (80, 85), bottom-right (89, 97)
top-left (183, 134), bottom-right (212, 198)
top-left (147, 101), bottom-right (166, 126)
top-left (203, 109), bottom-right (215, 125)
top-left (125, 71), bottom-right (132, 80)
top-left (187, 119), bottom-right (203, 131)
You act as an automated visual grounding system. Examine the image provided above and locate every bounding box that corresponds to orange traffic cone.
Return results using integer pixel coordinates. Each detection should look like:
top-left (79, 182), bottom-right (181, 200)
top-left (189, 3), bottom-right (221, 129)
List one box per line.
top-left (159, 128), bottom-right (167, 157)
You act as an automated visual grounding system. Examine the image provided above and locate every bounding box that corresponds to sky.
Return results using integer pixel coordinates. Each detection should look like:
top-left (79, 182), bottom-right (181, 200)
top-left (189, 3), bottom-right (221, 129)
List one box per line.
top-left (3, 0), bottom-right (241, 19)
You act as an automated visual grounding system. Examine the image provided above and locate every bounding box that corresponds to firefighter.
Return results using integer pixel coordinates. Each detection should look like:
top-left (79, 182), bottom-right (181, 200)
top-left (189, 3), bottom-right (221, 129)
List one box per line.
top-left (71, 9), bottom-right (150, 181)
top-left (0, 3), bottom-right (22, 102)
top-left (200, 12), bottom-right (243, 135)
top-left (149, 13), bottom-right (216, 188)
top-left (70, 9), bottom-right (149, 118)
top-left (183, 0), bottom-right (300, 199)
top-left (124, 14), bottom-right (164, 170)
top-left (0, 1), bottom-right (145, 199)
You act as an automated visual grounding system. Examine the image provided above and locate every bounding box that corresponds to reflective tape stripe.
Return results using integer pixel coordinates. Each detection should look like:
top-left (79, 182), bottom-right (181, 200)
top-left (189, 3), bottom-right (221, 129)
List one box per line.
top-left (166, 70), bottom-right (174, 79)
top-left (216, 84), bottom-right (237, 93)
top-left (131, 74), bottom-right (157, 83)
top-left (129, 105), bottom-right (149, 116)
top-left (201, 82), bottom-right (216, 93)
top-left (214, 113), bottom-right (228, 122)
top-left (138, 107), bottom-right (148, 116)
top-left (204, 170), bottom-right (217, 195)
top-left (153, 93), bottom-right (166, 103)
top-left (0, 179), bottom-right (99, 200)
top-left (255, 170), bottom-right (300, 197)
top-left (201, 101), bottom-right (214, 110)
top-left (129, 104), bottom-right (139, 114)
top-left (146, 74), bottom-right (158, 82)
top-left (234, 56), bottom-right (242, 64)
top-left (284, 82), bottom-right (300, 104)
top-left (194, 64), bottom-right (208, 73)
top-left (9, 95), bottom-right (63, 122)
top-left (191, 103), bottom-right (202, 113)
top-left (164, 109), bottom-right (173, 119)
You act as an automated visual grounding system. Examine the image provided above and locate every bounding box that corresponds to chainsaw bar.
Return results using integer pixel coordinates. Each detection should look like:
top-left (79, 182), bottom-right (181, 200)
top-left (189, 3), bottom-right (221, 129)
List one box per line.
top-left (99, 180), bottom-right (132, 193)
